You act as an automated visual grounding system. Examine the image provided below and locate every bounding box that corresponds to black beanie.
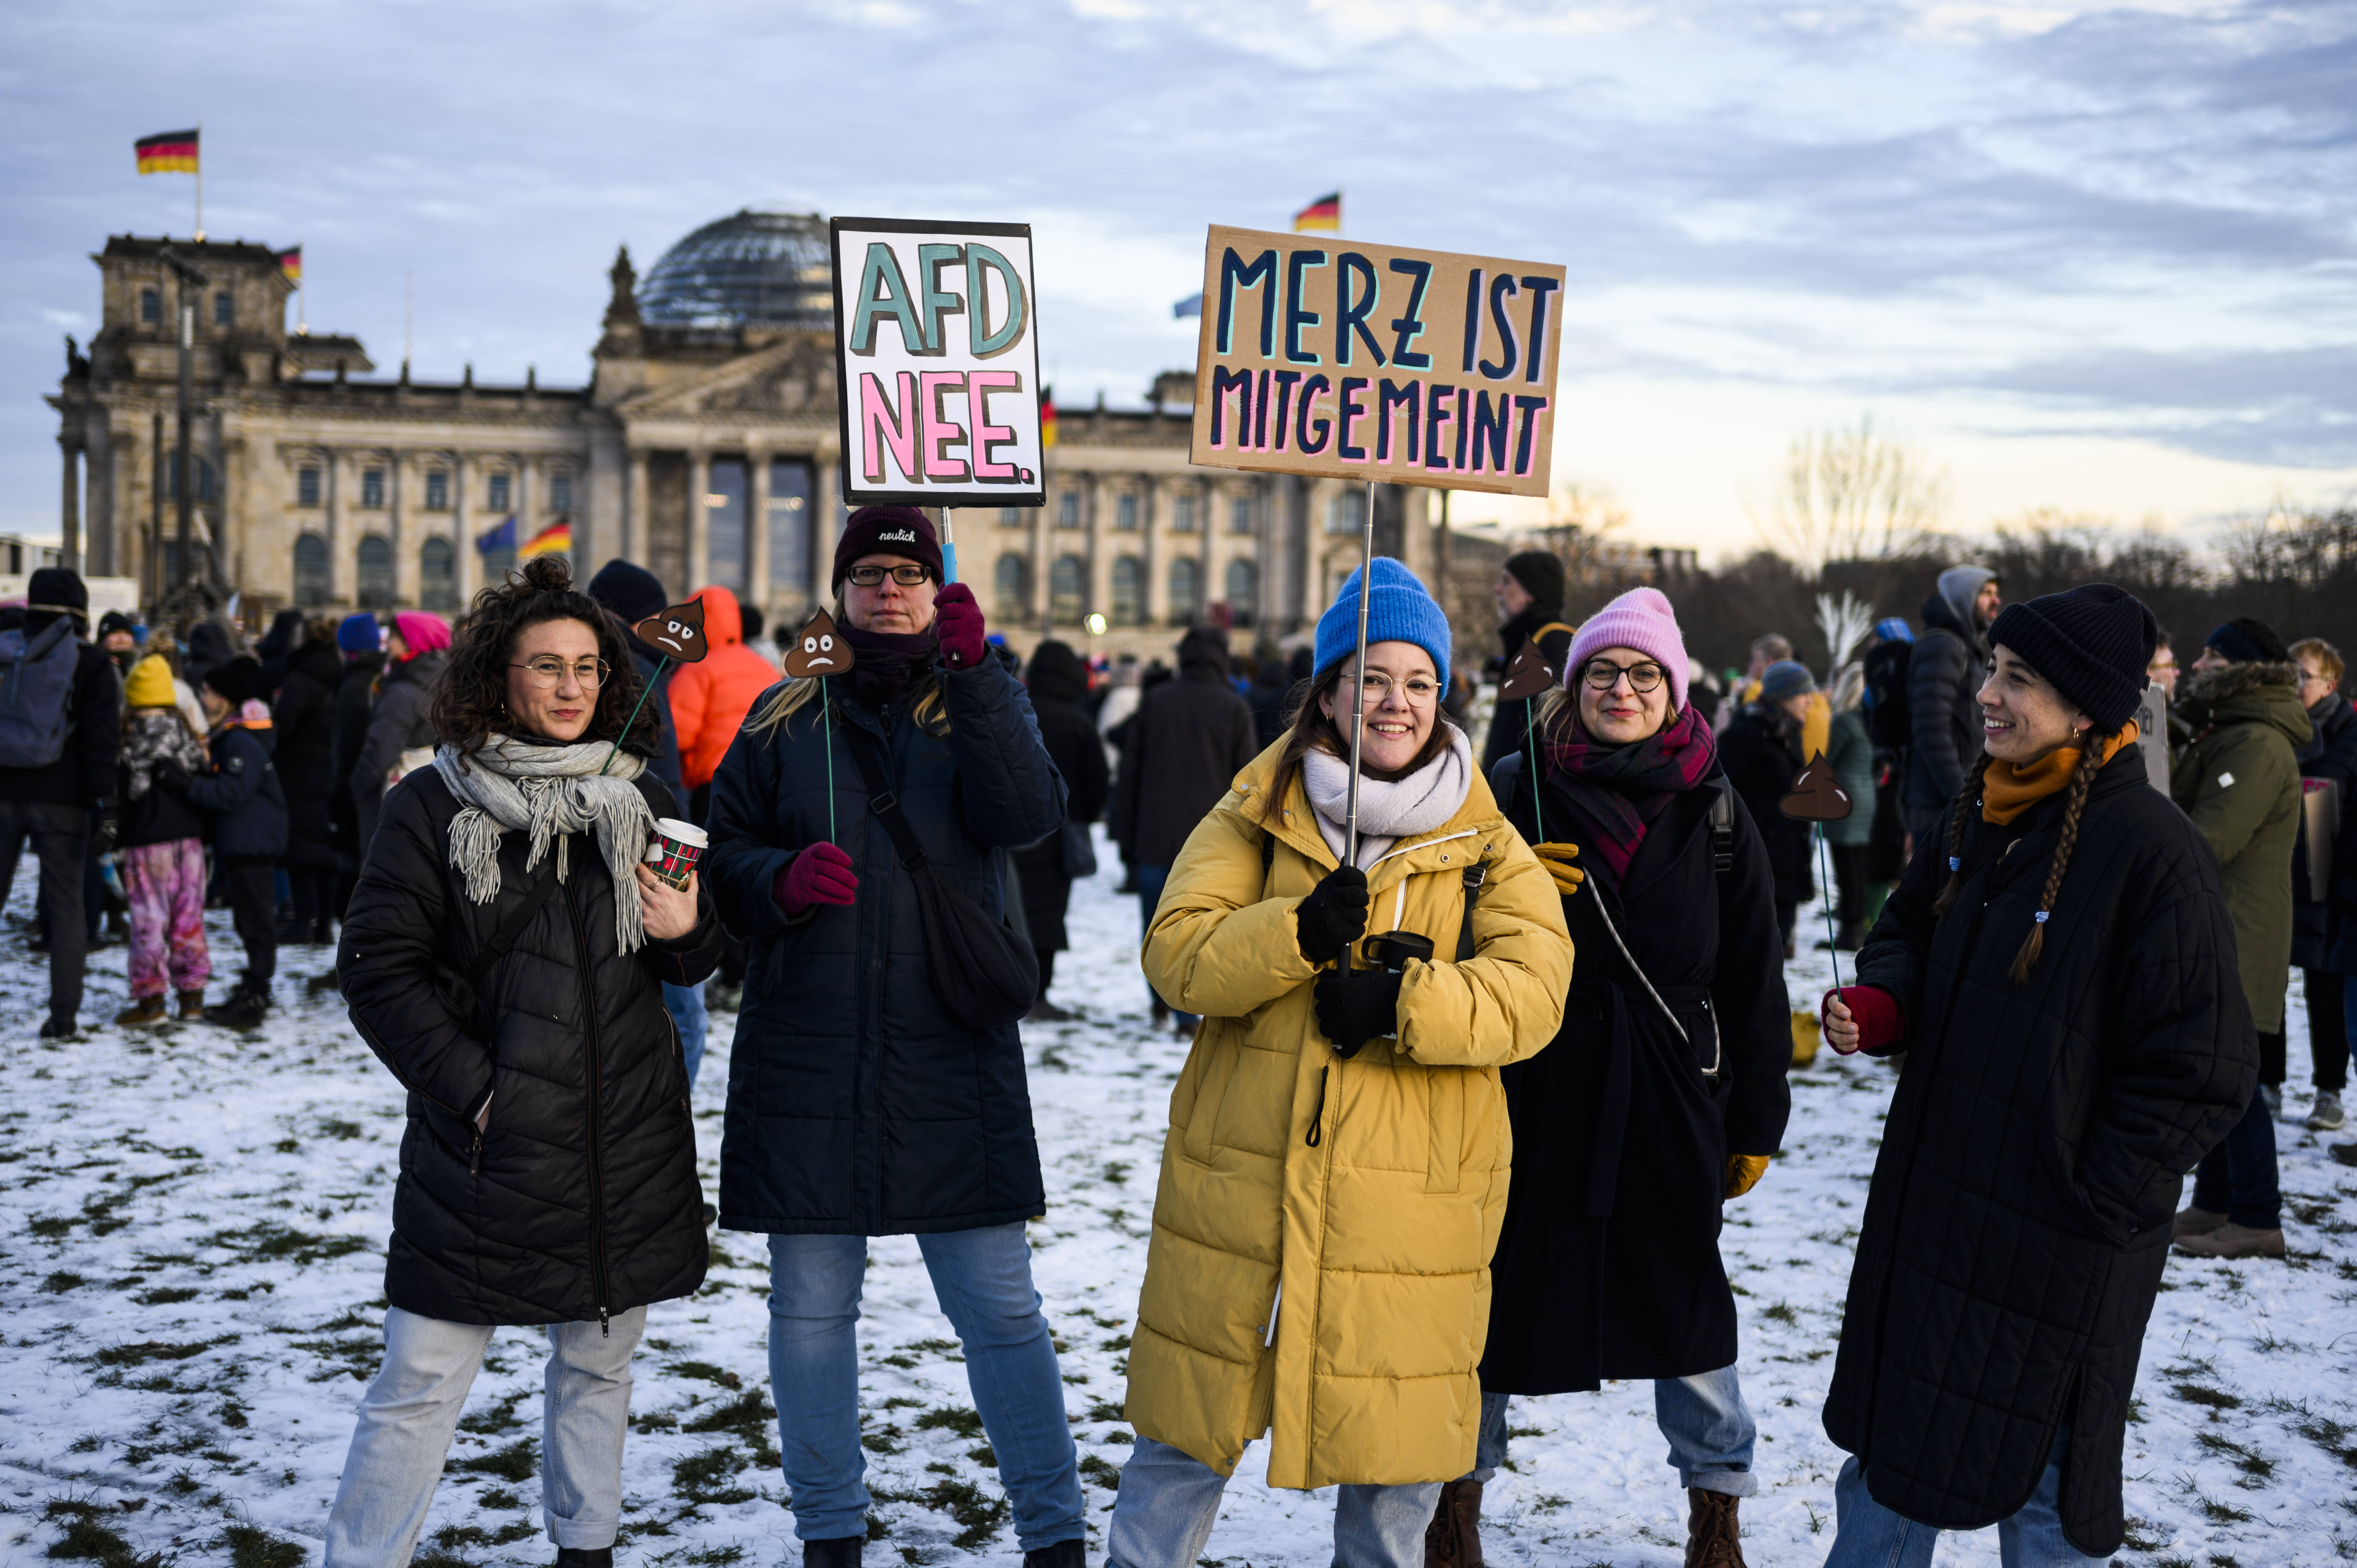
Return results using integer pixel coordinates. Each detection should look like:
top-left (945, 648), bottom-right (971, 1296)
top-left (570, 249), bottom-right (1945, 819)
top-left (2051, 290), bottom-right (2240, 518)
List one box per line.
top-left (2204, 617), bottom-right (2288, 666)
top-left (205, 655), bottom-right (261, 709)
top-left (1986, 584), bottom-right (2157, 733)
top-left (1503, 550), bottom-right (1565, 609)
top-left (833, 505), bottom-right (944, 593)
top-left (26, 567), bottom-right (87, 616)
top-left (585, 558), bottom-right (667, 624)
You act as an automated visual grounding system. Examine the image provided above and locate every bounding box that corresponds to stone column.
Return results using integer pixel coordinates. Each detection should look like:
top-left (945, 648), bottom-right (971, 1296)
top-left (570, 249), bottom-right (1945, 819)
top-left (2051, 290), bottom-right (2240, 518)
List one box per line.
top-left (687, 448), bottom-right (711, 590)
top-left (58, 441), bottom-right (81, 573)
top-left (748, 449), bottom-right (773, 610)
top-left (627, 447), bottom-right (651, 565)
top-left (1141, 478), bottom-right (1168, 629)
top-left (454, 454), bottom-right (479, 604)
top-left (325, 449), bottom-right (350, 607)
top-left (391, 452), bottom-right (417, 609)
top-left (814, 450), bottom-right (843, 596)
top-left (1031, 492), bottom-right (1050, 631)
top-left (1084, 474), bottom-right (1106, 628)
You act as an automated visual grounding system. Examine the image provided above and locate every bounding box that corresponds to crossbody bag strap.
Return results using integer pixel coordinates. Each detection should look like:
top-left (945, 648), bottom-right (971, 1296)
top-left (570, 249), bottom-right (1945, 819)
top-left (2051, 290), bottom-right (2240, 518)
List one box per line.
top-left (466, 859), bottom-right (561, 986)
top-left (838, 718), bottom-right (929, 870)
top-left (1456, 861), bottom-right (1487, 961)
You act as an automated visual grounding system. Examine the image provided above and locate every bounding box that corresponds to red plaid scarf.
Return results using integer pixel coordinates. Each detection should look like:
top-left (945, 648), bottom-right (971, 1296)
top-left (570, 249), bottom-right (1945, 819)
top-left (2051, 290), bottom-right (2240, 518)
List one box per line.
top-left (1538, 704), bottom-right (1719, 878)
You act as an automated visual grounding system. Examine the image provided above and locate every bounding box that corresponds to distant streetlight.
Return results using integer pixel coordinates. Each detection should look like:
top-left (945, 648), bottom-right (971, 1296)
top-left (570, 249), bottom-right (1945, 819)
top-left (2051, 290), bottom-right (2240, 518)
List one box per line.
top-left (1085, 613), bottom-right (1106, 636)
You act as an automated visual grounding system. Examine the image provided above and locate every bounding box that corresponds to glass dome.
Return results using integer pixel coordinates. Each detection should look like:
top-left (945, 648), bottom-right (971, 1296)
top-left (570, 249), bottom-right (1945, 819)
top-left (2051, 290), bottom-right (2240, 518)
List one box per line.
top-left (638, 209), bottom-right (833, 328)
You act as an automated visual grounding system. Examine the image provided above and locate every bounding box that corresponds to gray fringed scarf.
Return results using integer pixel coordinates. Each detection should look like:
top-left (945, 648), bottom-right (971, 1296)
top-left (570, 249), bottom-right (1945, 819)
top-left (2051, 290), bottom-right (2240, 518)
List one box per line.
top-left (1302, 723), bottom-right (1473, 869)
top-left (432, 736), bottom-right (656, 953)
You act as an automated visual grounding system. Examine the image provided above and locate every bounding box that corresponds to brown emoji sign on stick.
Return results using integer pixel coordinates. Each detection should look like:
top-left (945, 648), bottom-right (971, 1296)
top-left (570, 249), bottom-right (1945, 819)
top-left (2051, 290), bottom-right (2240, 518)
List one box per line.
top-left (1499, 640), bottom-right (1558, 702)
top-left (785, 609), bottom-right (853, 680)
top-left (1779, 751), bottom-right (1853, 821)
top-left (634, 598), bottom-right (709, 663)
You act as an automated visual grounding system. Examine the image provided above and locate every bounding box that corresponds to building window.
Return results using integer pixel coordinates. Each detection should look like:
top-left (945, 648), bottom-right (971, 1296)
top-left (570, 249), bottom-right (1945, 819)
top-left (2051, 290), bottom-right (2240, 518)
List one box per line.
top-left (420, 537), bottom-right (457, 611)
top-left (487, 472), bottom-right (512, 513)
top-left (999, 506), bottom-right (1023, 529)
top-left (769, 460), bottom-right (815, 603)
top-left (1050, 554), bottom-right (1087, 627)
top-left (294, 532), bottom-right (332, 607)
top-left (357, 535), bottom-right (395, 609)
top-left (1168, 558), bottom-right (1202, 626)
top-left (549, 471), bottom-right (575, 514)
top-left (705, 457), bottom-right (749, 595)
top-left (1325, 491), bottom-right (1361, 533)
top-left (140, 287), bottom-right (161, 325)
top-left (1057, 492), bottom-right (1081, 530)
top-left (165, 455), bottom-right (219, 503)
top-left (1110, 556), bottom-right (1143, 628)
top-left (1115, 493), bottom-right (1140, 531)
top-left (994, 553), bottom-right (1030, 620)
top-left (1230, 495), bottom-right (1256, 535)
top-left (1226, 558), bottom-right (1260, 628)
top-left (424, 470), bottom-right (449, 510)
top-left (361, 467), bottom-right (387, 509)
top-left (213, 291), bottom-right (233, 328)
top-left (1173, 493), bottom-right (1198, 533)
top-left (297, 464), bottom-right (322, 506)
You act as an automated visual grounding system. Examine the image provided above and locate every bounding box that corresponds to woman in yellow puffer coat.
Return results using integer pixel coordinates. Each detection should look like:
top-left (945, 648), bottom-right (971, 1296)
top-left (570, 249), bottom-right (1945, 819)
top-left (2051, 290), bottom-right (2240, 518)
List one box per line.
top-left (1110, 559), bottom-right (1574, 1568)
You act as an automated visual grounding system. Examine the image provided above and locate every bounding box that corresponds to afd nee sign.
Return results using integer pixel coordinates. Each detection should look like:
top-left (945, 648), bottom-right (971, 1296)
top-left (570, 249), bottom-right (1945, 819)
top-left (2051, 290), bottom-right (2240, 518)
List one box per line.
top-left (829, 217), bottom-right (1047, 509)
top-left (1188, 224), bottom-right (1566, 498)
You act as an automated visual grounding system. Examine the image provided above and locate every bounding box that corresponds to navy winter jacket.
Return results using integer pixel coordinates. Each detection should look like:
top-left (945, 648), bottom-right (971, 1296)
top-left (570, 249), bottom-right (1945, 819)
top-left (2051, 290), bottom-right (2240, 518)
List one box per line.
top-left (704, 656), bottom-right (1065, 1236)
top-left (186, 722), bottom-right (289, 859)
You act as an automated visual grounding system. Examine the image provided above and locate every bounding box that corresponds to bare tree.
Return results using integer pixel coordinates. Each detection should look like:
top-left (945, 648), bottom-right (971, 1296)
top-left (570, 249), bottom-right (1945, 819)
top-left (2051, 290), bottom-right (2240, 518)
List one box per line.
top-left (1755, 413), bottom-right (1950, 572)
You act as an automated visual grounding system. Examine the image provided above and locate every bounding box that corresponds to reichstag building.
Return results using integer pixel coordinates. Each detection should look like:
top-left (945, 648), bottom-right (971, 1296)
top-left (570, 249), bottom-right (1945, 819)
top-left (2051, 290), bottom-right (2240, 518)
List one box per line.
top-left (48, 209), bottom-right (1439, 653)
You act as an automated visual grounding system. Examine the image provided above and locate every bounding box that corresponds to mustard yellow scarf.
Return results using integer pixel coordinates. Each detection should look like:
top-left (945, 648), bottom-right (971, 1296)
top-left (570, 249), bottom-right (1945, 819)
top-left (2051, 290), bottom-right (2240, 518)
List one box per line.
top-left (1981, 722), bottom-right (2138, 825)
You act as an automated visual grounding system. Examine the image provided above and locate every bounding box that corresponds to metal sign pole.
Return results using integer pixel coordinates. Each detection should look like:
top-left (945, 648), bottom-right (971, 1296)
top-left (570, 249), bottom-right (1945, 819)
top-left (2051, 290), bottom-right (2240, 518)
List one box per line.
top-left (1343, 479), bottom-right (1376, 867)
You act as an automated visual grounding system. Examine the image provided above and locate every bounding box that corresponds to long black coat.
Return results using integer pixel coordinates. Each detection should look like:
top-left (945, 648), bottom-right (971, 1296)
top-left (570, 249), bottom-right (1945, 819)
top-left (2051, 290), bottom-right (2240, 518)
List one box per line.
top-left (340, 763), bottom-right (722, 1326)
top-left (1011, 647), bottom-right (1111, 955)
top-left (1828, 752), bottom-right (2255, 1555)
top-left (1110, 637), bottom-right (1257, 869)
top-left (272, 638), bottom-right (342, 868)
top-left (329, 650), bottom-right (385, 871)
top-left (704, 658), bottom-right (1066, 1236)
top-left (1718, 706), bottom-right (1813, 907)
top-left (1482, 759), bottom-right (1792, 1392)
top-left (2294, 694), bottom-right (2357, 972)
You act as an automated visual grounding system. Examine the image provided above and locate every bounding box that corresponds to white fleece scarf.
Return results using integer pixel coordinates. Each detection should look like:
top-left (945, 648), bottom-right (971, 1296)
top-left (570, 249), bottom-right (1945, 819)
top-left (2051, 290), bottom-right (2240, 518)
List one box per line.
top-left (432, 736), bottom-right (655, 953)
top-left (1301, 723), bottom-right (1473, 869)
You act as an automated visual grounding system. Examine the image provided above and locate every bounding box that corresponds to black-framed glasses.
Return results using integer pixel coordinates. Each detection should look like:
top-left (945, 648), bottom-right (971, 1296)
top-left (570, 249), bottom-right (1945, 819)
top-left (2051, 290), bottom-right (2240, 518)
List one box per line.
top-left (511, 657), bottom-right (609, 690)
top-left (1581, 658), bottom-right (1665, 692)
top-left (846, 564), bottom-right (932, 588)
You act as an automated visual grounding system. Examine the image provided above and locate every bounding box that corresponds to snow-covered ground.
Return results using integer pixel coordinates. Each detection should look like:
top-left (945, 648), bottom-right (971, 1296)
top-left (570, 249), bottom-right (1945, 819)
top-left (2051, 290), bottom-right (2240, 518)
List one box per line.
top-left (3, 828), bottom-right (2353, 1566)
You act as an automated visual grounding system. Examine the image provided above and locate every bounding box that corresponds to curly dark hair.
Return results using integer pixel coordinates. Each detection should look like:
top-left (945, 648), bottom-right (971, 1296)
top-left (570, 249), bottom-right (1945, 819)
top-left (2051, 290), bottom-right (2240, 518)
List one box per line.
top-left (429, 556), bottom-right (658, 763)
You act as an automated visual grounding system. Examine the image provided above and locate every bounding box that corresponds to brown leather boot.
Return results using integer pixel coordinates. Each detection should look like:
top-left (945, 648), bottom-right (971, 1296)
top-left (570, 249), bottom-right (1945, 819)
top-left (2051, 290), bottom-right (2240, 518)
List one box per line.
top-left (177, 989), bottom-right (207, 1020)
top-left (1684, 1489), bottom-right (1746, 1568)
top-left (1422, 1477), bottom-right (1482, 1568)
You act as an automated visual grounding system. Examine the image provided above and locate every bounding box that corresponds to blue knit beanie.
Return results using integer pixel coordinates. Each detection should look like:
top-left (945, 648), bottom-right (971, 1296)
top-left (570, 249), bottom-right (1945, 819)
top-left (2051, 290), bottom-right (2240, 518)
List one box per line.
top-left (1758, 659), bottom-right (1816, 703)
top-left (1314, 557), bottom-right (1451, 695)
top-left (336, 613), bottom-right (382, 654)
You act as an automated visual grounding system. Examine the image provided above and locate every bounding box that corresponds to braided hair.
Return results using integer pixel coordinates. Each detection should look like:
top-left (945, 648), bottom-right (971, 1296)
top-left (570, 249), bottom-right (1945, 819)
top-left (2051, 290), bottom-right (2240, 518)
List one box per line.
top-left (1926, 733), bottom-right (2115, 981)
top-left (1930, 752), bottom-right (1994, 918)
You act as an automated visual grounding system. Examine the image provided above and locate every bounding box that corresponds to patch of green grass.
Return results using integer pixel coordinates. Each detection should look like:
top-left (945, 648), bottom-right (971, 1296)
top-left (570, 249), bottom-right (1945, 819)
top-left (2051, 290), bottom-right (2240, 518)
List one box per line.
top-left (43, 1270), bottom-right (88, 1293)
top-left (683, 1388), bottom-right (776, 1437)
top-left (1087, 1398), bottom-right (1126, 1422)
top-left (457, 1388), bottom-right (528, 1435)
top-left (2194, 1432), bottom-right (2274, 1481)
top-left (30, 1215), bottom-right (74, 1238)
top-left (319, 1118), bottom-right (366, 1139)
top-left (917, 1405), bottom-right (986, 1439)
top-left (862, 1425), bottom-right (905, 1455)
top-left (41, 1500), bottom-right (161, 1568)
top-left (92, 1338), bottom-right (223, 1366)
top-left (1761, 1301), bottom-right (1801, 1326)
top-left (1079, 1454), bottom-right (1123, 1488)
top-left (922, 1476), bottom-right (1010, 1549)
top-left (220, 1523), bottom-right (307, 1568)
top-left (666, 1360), bottom-right (743, 1389)
top-left (2173, 1383), bottom-right (2242, 1412)
top-left (450, 1438), bottom-right (538, 1481)
top-left (208, 1222), bottom-right (369, 1264)
top-left (136, 1286), bottom-right (200, 1306)
top-left (672, 1445), bottom-right (757, 1506)
top-left (2195, 1496), bottom-right (2253, 1525)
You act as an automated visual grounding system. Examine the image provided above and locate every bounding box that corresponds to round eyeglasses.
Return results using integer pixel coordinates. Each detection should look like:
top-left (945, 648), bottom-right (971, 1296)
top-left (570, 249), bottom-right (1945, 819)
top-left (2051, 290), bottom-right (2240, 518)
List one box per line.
top-left (1580, 659), bottom-right (1665, 692)
top-left (512, 657), bottom-right (609, 690)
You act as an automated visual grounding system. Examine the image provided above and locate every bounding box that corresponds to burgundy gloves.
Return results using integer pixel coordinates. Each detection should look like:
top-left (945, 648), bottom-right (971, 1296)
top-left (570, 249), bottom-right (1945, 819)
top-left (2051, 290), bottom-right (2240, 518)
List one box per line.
top-left (936, 582), bottom-right (987, 670)
top-left (775, 843), bottom-right (857, 915)
top-left (1823, 985), bottom-right (1903, 1054)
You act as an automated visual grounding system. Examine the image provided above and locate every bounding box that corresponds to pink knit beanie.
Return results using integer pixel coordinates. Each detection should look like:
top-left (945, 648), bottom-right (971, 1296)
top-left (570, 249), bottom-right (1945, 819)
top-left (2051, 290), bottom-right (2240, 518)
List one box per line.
top-left (392, 611), bottom-right (452, 655)
top-left (1565, 587), bottom-right (1690, 713)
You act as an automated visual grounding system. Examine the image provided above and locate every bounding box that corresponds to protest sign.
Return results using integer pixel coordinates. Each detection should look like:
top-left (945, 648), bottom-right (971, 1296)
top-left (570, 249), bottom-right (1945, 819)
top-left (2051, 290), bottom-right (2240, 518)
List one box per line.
top-left (1187, 224), bottom-right (1566, 497)
top-left (829, 217), bottom-right (1047, 510)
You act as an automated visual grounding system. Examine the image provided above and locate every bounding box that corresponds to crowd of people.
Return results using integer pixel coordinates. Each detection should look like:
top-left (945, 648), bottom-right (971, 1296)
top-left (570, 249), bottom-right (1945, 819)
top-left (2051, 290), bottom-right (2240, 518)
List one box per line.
top-left (8, 519), bottom-right (2340, 1568)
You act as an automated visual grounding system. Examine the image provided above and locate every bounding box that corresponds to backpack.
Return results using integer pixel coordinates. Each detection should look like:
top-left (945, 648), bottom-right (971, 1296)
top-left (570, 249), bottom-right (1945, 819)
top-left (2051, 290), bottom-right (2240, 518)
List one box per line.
top-left (1863, 638), bottom-right (1913, 751)
top-left (0, 619), bottom-right (81, 770)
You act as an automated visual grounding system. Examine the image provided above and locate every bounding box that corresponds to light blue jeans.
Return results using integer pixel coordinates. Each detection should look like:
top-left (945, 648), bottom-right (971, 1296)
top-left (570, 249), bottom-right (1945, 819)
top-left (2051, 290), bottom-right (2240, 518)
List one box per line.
top-left (766, 1225), bottom-right (1083, 1551)
top-left (324, 1303), bottom-right (646, 1564)
top-left (664, 979), bottom-right (708, 1090)
top-left (1825, 1427), bottom-right (2104, 1568)
top-left (1472, 1363), bottom-right (1758, 1495)
top-left (1108, 1434), bottom-right (1440, 1568)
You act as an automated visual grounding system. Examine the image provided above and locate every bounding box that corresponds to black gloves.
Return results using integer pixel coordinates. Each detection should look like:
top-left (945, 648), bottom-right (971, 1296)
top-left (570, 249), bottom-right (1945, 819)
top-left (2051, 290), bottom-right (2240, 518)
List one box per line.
top-left (155, 761), bottom-right (192, 795)
top-left (1294, 865), bottom-right (1369, 965)
top-left (1314, 964), bottom-right (1405, 1059)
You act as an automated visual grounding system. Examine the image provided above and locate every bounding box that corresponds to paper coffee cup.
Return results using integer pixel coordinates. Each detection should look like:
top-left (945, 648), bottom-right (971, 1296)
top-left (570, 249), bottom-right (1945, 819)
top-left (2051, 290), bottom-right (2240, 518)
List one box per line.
top-left (648, 817), bottom-right (709, 890)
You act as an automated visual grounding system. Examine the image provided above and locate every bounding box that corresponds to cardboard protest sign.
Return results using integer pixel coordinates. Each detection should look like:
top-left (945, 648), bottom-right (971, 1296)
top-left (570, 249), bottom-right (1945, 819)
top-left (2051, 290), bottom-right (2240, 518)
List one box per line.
top-left (830, 217), bottom-right (1046, 510)
top-left (1187, 224), bottom-right (1566, 497)
top-left (633, 598), bottom-right (710, 662)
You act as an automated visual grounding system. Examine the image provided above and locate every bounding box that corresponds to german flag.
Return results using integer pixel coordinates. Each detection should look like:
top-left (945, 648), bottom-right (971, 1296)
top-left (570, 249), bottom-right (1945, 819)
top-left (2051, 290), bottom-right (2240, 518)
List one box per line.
top-left (518, 519), bottom-right (571, 560)
top-left (1292, 191), bottom-right (1341, 232)
top-left (277, 246), bottom-right (302, 283)
top-left (135, 128), bottom-right (200, 175)
top-left (1039, 387), bottom-right (1058, 451)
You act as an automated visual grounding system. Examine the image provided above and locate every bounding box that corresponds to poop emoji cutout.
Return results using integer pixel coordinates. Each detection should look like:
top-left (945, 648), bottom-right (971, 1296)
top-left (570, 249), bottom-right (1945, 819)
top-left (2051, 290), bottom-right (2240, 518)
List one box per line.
top-left (1779, 750), bottom-right (1854, 822)
top-left (633, 598), bottom-right (710, 663)
top-left (1499, 641), bottom-right (1558, 702)
top-left (785, 609), bottom-right (853, 680)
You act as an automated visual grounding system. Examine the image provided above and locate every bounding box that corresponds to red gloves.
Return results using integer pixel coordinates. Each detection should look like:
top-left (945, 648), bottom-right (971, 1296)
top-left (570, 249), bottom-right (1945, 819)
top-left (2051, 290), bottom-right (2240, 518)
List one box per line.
top-left (775, 843), bottom-right (857, 915)
top-left (1823, 985), bottom-right (1903, 1054)
top-left (936, 582), bottom-right (987, 670)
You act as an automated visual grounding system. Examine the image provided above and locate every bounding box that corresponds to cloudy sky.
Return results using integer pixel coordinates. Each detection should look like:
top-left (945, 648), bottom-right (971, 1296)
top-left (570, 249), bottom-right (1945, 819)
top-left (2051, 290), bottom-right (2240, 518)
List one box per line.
top-left (5, 0), bottom-right (2353, 559)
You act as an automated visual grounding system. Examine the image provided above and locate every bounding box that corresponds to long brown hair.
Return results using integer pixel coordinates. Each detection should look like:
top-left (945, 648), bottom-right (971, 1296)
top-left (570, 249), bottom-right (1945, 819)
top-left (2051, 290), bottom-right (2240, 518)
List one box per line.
top-left (1253, 659), bottom-right (1459, 826)
top-left (1929, 733), bottom-right (2114, 982)
top-left (428, 556), bottom-right (657, 763)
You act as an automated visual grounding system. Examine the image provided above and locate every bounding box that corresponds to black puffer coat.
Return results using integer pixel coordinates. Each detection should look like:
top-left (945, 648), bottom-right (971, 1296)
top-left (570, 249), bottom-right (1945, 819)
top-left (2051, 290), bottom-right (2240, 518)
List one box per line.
top-left (352, 650), bottom-right (445, 853)
top-left (329, 650), bottom-right (386, 870)
top-left (272, 638), bottom-right (342, 869)
top-left (1828, 751), bottom-right (2255, 1554)
top-left (704, 656), bottom-right (1065, 1235)
top-left (1482, 758), bottom-right (1791, 1393)
top-left (340, 760), bottom-right (722, 1326)
top-left (2294, 693), bottom-right (2357, 972)
top-left (1717, 705), bottom-right (1813, 907)
top-left (184, 722), bottom-right (288, 860)
top-left (1011, 641), bottom-right (1111, 955)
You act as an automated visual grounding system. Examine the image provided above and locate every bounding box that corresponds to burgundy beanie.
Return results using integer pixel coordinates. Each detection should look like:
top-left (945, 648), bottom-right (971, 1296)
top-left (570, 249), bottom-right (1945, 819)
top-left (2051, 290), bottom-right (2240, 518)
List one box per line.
top-left (832, 505), bottom-right (944, 593)
top-left (1565, 586), bottom-right (1690, 713)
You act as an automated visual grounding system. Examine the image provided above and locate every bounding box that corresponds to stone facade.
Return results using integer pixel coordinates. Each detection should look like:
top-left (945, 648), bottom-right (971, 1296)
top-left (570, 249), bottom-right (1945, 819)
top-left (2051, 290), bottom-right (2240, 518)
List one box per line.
top-left (48, 221), bottom-right (1434, 658)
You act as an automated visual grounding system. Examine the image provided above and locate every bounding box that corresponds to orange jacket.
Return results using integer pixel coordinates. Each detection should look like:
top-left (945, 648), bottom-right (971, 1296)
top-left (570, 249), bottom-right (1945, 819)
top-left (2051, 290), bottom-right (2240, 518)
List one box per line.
top-left (668, 586), bottom-right (783, 790)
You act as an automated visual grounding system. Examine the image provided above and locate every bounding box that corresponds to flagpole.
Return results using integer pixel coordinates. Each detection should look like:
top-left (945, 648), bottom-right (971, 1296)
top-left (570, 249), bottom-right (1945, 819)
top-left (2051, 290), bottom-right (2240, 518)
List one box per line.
top-left (193, 122), bottom-right (203, 241)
